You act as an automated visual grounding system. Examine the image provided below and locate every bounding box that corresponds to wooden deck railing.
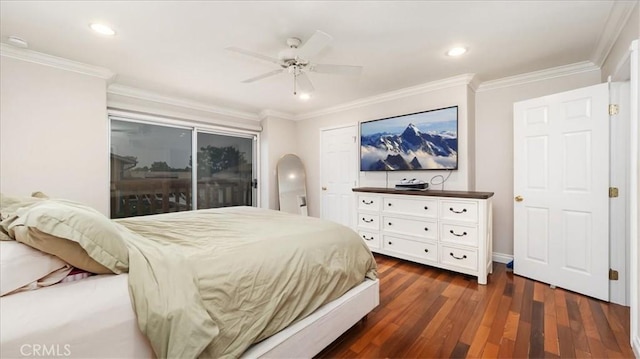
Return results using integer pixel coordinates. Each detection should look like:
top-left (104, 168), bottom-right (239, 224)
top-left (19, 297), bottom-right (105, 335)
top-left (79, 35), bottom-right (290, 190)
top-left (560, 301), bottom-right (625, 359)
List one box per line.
top-left (110, 178), bottom-right (252, 218)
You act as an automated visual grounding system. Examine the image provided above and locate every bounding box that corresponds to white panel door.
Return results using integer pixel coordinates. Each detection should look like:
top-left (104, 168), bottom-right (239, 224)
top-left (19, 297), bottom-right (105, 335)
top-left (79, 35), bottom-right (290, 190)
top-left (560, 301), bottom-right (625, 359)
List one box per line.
top-left (320, 126), bottom-right (357, 228)
top-left (514, 83), bottom-right (610, 301)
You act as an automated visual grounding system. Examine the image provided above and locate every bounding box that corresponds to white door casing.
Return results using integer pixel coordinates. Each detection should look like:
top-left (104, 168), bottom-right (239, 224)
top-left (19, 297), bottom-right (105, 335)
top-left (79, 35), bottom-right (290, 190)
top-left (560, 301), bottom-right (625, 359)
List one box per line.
top-left (514, 83), bottom-right (610, 301)
top-left (628, 39), bottom-right (639, 356)
top-left (609, 82), bottom-right (630, 306)
top-left (320, 125), bottom-right (358, 228)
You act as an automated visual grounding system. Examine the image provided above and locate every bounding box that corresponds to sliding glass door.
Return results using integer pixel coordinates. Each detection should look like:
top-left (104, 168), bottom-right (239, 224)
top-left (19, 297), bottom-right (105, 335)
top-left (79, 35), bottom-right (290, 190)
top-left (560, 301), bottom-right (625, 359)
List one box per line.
top-left (195, 132), bottom-right (255, 209)
top-left (110, 120), bottom-right (192, 218)
top-left (110, 116), bottom-right (257, 218)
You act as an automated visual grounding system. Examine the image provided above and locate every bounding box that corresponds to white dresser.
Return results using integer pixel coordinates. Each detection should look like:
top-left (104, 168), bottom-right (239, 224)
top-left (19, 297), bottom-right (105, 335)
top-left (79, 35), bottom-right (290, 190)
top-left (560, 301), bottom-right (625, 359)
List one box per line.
top-left (353, 187), bottom-right (494, 284)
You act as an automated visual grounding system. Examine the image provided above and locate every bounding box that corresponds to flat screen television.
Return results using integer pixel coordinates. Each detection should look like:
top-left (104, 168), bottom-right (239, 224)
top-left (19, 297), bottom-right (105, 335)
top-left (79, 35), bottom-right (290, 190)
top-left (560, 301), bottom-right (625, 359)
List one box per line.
top-left (360, 106), bottom-right (458, 171)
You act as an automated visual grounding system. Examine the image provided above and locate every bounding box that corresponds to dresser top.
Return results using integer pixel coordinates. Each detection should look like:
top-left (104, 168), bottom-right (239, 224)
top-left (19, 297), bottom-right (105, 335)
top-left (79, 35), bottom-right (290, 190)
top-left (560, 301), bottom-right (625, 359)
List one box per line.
top-left (352, 187), bottom-right (494, 199)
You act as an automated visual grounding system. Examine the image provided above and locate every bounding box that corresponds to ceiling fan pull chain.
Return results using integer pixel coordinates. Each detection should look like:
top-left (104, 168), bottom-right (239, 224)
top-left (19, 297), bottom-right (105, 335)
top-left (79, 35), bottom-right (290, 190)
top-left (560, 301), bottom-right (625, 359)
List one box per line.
top-left (293, 67), bottom-right (297, 95)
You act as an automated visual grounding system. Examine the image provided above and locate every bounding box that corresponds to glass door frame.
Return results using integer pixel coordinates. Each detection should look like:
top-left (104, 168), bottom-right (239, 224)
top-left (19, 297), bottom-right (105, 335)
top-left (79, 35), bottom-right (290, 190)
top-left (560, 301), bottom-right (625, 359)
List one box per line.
top-left (108, 109), bottom-right (261, 215)
top-left (194, 128), bottom-right (259, 209)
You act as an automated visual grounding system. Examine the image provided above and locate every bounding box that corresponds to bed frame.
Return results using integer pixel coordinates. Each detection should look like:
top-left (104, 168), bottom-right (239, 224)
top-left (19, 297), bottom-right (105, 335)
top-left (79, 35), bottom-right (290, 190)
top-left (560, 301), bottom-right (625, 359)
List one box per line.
top-left (0, 277), bottom-right (378, 359)
top-left (242, 279), bottom-right (380, 358)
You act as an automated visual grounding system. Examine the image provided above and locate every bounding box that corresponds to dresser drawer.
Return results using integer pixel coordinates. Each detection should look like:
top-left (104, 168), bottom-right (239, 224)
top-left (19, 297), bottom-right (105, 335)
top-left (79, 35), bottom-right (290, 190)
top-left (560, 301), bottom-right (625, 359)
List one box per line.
top-left (383, 196), bottom-right (437, 218)
top-left (383, 235), bottom-right (437, 262)
top-left (358, 195), bottom-right (381, 211)
top-left (439, 200), bottom-right (478, 223)
top-left (383, 216), bottom-right (437, 241)
top-left (358, 230), bottom-right (380, 249)
top-left (439, 245), bottom-right (478, 271)
top-left (440, 223), bottom-right (478, 246)
top-left (358, 213), bottom-right (380, 230)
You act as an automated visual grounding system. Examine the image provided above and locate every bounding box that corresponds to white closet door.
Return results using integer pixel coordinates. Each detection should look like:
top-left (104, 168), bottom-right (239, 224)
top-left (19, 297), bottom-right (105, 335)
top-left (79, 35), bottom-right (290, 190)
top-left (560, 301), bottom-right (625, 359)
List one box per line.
top-left (514, 83), bottom-right (610, 301)
top-left (320, 125), bottom-right (358, 229)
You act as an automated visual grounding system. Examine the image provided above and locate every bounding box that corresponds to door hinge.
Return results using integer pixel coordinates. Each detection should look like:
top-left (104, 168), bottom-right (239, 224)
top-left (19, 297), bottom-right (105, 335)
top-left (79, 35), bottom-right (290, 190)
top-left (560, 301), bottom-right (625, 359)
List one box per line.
top-left (609, 187), bottom-right (619, 198)
top-left (609, 104), bottom-right (619, 116)
top-left (609, 268), bottom-right (619, 281)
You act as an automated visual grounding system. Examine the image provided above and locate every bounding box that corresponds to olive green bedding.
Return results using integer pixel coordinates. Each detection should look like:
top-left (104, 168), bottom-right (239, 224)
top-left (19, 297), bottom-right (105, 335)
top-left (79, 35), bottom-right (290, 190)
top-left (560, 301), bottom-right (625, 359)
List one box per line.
top-left (114, 206), bottom-right (377, 358)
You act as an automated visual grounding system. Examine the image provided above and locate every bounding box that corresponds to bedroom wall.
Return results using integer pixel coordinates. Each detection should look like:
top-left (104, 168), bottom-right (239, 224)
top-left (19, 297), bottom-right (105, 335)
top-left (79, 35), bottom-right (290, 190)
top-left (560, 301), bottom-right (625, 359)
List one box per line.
top-left (475, 68), bottom-right (602, 258)
top-left (467, 86), bottom-right (477, 191)
top-left (106, 88), bottom-right (262, 130)
top-left (259, 116), bottom-right (298, 210)
top-left (0, 57), bottom-right (109, 214)
top-left (295, 78), bottom-right (474, 219)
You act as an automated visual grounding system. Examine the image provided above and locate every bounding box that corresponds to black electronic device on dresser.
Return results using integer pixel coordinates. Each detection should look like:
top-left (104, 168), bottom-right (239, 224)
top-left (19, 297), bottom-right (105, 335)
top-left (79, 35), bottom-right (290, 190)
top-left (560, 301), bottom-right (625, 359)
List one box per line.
top-left (394, 178), bottom-right (429, 190)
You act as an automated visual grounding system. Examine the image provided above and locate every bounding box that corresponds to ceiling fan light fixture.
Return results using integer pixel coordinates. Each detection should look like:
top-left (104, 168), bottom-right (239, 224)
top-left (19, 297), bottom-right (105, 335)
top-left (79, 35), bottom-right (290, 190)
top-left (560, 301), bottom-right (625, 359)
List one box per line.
top-left (90, 23), bottom-right (116, 36)
top-left (447, 46), bottom-right (467, 57)
top-left (228, 30), bottom-right (361, 96)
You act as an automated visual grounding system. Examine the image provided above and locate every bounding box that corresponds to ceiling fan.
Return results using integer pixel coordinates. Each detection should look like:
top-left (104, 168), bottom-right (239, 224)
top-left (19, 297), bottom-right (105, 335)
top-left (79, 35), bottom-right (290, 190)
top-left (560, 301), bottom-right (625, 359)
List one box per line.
top-left (226, 30), bottom-right (362, 96)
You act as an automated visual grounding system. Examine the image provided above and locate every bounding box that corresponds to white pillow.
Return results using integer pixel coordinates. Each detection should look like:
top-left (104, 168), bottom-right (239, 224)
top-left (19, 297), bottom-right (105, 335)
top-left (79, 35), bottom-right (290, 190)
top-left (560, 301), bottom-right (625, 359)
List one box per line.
top-left (0, 241), bottom-right (69, 296)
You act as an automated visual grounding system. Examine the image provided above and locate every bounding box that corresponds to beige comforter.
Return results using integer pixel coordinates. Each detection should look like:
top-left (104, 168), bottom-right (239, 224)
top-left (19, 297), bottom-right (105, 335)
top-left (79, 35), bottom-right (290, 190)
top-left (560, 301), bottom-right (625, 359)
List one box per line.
top-left (115, 206), bottom-right (377, 358)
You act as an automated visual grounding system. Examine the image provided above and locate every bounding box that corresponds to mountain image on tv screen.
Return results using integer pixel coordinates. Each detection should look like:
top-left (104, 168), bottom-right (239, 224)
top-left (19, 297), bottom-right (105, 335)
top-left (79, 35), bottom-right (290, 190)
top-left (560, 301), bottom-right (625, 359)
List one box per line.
top-left (360, 106), bottom-right (458, 171)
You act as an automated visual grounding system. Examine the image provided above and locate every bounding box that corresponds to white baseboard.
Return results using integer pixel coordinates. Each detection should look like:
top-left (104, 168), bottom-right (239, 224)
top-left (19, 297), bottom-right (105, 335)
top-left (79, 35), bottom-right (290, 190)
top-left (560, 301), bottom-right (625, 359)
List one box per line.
top-left (633, 335), bottom-right (639, 359)
top-left (492, 252), bottom-right (513, 264)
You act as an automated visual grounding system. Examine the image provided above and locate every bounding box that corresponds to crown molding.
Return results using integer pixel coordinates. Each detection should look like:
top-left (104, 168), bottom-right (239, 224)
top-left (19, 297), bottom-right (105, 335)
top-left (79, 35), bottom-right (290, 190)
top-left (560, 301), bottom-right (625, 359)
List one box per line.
top-left (476, 61), bottom-right (600, 92)
top-left (0, 43), bottom-right (115, 80)
top-left (591, 1), bottom-right (638, 67)
top-left (108, 84), bottom-right (260, 122)
top-left (296, 73), bottom-right (476, 121)
top-left (259, 109), bottom-right (296, 121)
top-left (467, 74), bottom-right (481, 92)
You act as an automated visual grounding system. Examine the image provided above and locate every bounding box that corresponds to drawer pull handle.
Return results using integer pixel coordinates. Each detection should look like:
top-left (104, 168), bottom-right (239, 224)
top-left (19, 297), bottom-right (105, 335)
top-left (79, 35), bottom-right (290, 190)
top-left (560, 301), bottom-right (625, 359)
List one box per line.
top-left (424, 249), bottom-right (429, 253)
top-left (388, 203), bottom-right (393, 206)
top-left (449, 207), bottom-right (468, 214)
top-left (388, 241), bottom-right (393, 245)
top-left (362, 200), bottom-right (374, 205)
top-left (388, 222), bottom-right (393, 226)
top-left (449, 230), bottom-right (467, 237)
top-left (424, 206), bottom-right (429, 210)
top-left (450, 252), bottom-right (467, 260)
top-left (362, 218), bottom-right (374, 223)
top-left (362, 235), bottom-right (374, 241)
top-left (424, 227), bottom-right (429, 231)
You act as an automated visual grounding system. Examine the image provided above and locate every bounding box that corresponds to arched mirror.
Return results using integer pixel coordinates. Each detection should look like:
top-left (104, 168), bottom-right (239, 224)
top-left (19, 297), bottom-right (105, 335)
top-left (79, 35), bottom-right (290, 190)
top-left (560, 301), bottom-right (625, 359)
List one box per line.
top-left (277, 154), bottom-right (308, 216)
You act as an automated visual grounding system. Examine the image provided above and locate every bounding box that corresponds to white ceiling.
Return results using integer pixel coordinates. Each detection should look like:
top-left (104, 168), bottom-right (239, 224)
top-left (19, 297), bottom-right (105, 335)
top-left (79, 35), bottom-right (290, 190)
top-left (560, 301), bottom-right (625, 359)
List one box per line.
top-left (0, 1), bottom-right (636, 118)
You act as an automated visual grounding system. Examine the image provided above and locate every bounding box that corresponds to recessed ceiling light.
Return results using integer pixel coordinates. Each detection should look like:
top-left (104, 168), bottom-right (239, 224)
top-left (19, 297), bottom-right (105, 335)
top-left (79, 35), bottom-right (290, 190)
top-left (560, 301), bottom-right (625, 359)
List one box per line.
top-left (7, 36), bottom-right (28, 48)
top-left (299, 93), bottom-right (312, 101)
top-left (90, 23), bottom-right (116, 36)
top-left (447, 47), bottom-right (467, 57)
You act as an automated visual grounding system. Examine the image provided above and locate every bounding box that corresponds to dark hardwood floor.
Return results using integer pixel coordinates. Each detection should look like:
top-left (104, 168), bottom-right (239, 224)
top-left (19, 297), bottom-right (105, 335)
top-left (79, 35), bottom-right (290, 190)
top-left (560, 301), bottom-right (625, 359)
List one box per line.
top-left (317, 254), bottom-right (634, 358)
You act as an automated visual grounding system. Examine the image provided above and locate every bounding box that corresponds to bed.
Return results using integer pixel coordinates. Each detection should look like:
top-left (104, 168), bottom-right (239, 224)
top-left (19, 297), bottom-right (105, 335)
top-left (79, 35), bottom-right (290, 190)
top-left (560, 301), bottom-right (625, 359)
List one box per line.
top-left (0, 198), bottom-right (378, 358)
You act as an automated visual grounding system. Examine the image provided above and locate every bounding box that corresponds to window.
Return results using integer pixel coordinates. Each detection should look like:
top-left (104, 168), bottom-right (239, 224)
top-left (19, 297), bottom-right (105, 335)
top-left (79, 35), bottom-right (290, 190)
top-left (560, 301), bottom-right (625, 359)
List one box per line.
top-left (110, 116), bottom-right (257, 218)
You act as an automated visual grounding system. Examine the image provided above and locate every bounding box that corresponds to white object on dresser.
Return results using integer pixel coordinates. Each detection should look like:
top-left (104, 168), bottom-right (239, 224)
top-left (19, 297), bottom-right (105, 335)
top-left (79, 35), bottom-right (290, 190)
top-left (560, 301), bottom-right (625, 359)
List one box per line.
top-left (354, 187), bottom-right (494, 284)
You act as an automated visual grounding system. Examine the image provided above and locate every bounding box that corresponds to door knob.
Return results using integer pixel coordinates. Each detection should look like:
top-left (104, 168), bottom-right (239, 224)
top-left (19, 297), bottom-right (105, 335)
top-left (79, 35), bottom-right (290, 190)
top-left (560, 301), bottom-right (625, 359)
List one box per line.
top-left (515, 195), bottom-right (524, 202)
top-left (322, 187), bottom-right (327, 191)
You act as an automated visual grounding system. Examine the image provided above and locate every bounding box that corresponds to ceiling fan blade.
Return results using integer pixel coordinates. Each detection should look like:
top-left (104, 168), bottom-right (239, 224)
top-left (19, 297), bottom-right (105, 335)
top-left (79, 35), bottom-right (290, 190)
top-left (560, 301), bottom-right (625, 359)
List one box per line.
top-left (296, 72), bottom-right (315, 93)
top-left (311, 64), bottom-right (363, 76)
top-left (296, 30), bottom-right (332, 59)
top-left (241, 69), bottom-right (284, 83)
top-left (226, 47), bottom-right (281, 65)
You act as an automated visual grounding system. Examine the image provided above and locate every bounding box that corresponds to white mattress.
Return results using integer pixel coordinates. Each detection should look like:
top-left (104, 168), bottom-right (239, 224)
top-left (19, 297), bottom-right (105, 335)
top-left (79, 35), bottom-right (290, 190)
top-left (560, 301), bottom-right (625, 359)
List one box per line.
top-left (0, 274), bottom-right (154, 358)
